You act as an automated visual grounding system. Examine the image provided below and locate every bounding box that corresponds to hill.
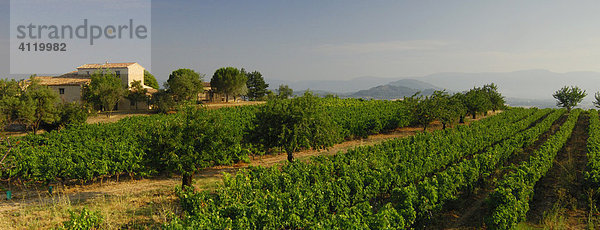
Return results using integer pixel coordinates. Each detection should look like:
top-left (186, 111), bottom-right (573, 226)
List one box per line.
top-left (280, 78), bottom-right (441, 99)
top-left (349, 84), bottom-right (436, 99)
top-left (387, 79), bottom-right (442, 91)
top-left (266, 76), bottom-right (402, 93)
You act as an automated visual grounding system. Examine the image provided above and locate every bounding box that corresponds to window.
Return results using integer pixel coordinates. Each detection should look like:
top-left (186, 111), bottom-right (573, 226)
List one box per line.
top-left (86, 71), bottom-right (90, 75)
top-left (130, 100), bottom-right (135, 106)
top-left (59, 88), bottom-right (65, 94)
top-left (116, 71), bottom-right (121, 77)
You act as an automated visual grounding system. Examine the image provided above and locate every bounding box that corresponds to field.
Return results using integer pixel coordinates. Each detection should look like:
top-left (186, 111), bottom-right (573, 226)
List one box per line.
top-left (1, 97), bottom-right (599, 229)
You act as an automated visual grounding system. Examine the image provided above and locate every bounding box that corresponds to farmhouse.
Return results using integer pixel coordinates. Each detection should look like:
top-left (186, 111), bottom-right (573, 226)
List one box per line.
top-left (34, 62), bottom-right (156, 111)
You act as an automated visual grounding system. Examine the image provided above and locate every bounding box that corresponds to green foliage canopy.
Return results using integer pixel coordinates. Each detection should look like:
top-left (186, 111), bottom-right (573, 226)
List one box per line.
top-left (83, 70), bottom-right (126, 117)
top-left (431, 90), bottom-right (463, 129)
top-left (463, 87), bottom-right (492, 119)
top-left (553, 86), bottom-right (586, 111)
top-left (126, 80), bottom-right (149, 110)
top-left (211, 67), bottom-right (248, 102)
top-left (277, 84), bottom-right (293, 99)
top-left (143, 70), bottom-right (160, 89)
top-left (254, 92), bottom-right (341, 161)
top-left (165, 69), bottom-right (204, 103)
top-left (151, 89), bottom-right (176, 114)
top-left (245, 70), bottom-right (269, 101)
top-left (147, 107), bottom-right (243, 187)
top-left (0, 79), bottom-right (24, 130)
top-left (483, 83), bottom-right (505, 112)
top-left (20, 78), bottom-right (60, 133)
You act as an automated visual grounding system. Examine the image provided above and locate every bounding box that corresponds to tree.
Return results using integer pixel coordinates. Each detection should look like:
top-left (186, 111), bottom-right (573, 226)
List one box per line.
top-left (483, 83), bottom-right (505, 112)
top-left (403, 92), bottom-right (422, 125)
top-left (265, 90), bottom-right (276, 100)
top-left (83, 70), bottom-right (126, 117)
top-left (277, 84), bottom-right (293, 99)
top-left (464, 87), bottom-right (492, 119)
top-left (451, 92), bottom-right (468, 124)
top-left (43, 102), bottom-right (89, 131)
top-left (254, 92), bottom-right (341, 162)
top-left (0, 79), bottom-right (24, 131)
top-left (144, 70), bottom-right (160, 89)
top-left (210, 67), bottom-right (248, 102)
top-left (148, 107), bottom-right (243, 188)
top-left (125, 80), bottom-right (149, 110)
top-left (20, 78), bottom-right (60, 134)
top-left (414, 95), bottom-right (436, 131)
top-left (165, 69), bottom-right (204, 103)
top-left (553, 86), bottom-right (586, 111)
top-left (246, 70), bottom-right (269, 101)
top-left (594, 92), bottom-right (600, 109)
top-left (431, 91), bottom-right (462, 129)
top-left (151, 89), bottom-right (176, 114)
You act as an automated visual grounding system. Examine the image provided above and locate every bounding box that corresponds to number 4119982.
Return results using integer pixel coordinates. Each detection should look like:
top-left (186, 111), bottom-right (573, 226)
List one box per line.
top-left (18, 42), bottom-right (67, 52)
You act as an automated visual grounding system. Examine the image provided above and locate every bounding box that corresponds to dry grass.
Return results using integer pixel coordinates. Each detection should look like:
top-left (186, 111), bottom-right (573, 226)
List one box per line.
top-left (0, 177), bottom-right (224, 229)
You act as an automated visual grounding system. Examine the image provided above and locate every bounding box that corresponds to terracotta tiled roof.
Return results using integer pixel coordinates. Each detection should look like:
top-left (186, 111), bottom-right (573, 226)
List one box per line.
top-left (145, 88), bottom-right (158, 95)
top-left (33, 76), bottom-right (91, 86)
top-left (58, 71), bottom-right (79, 77)
top-left (203, 82), bottom-right (211, 87)
top-left (77, 62), bottom-right (137, 69)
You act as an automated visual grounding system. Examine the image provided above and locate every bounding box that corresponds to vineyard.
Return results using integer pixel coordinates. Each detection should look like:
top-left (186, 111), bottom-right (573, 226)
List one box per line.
top-left (162, 107), bottom-right (600, 229)
top-left (2, 97), bottom-right (600, 229)
top-left (0, 97), bottom-right (411, 185)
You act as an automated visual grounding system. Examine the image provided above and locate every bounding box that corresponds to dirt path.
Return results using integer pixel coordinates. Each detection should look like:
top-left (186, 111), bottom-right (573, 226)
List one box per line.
top-left (427, 112), bottom-right (568, 229)
top-left (525, 113), bottom-right (590, 229)
top-left (0, 114), bottom-right (497, 214)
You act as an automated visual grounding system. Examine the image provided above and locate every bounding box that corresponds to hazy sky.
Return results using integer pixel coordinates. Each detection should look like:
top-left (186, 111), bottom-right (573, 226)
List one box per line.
top-left (2, 0), bottom-right (600, 84)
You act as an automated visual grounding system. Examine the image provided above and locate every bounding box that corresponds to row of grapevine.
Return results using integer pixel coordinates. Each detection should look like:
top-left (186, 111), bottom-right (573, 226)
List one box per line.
top-left (369, 108), bottom-right (549, 188)
top-left (0, 98), bottom-right (411, 184)
top-left (323, 98), bottom-right (411, 138)
top-left (0, 105), bottom-right (258, 183)
top-left (486, 109), bottom-right (581, 229)
top-left (384, 108), bottom-right (565, 228)
top-left (165, 108), bottom-right (552, 229)
top-left (585, 110), bottom-right (600, 187)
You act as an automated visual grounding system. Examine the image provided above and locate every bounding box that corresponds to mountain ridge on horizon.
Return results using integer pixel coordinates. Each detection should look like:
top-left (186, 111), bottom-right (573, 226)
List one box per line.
top-left (267, 69), bottom-right (600, 103)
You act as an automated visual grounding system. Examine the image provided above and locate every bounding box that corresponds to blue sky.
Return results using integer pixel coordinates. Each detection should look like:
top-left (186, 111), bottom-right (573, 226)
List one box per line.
top-left (2, 0), bottom-right (600, 84)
